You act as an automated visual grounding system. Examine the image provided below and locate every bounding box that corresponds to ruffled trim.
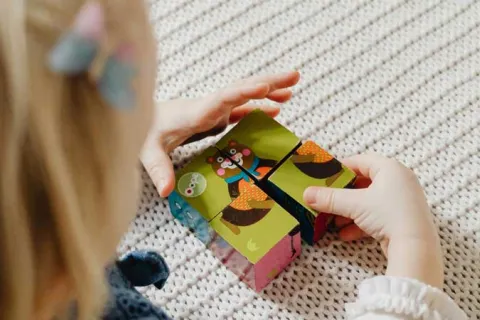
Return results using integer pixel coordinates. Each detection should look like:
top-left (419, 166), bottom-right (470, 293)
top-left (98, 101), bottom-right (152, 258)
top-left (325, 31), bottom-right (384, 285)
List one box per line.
top-left (345, 276), bottom-right (467, 320)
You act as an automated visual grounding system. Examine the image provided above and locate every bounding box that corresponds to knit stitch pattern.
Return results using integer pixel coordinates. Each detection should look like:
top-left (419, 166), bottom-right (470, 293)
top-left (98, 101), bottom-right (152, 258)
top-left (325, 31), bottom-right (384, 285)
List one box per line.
top-left (119, 1), bottom-right (480, 319)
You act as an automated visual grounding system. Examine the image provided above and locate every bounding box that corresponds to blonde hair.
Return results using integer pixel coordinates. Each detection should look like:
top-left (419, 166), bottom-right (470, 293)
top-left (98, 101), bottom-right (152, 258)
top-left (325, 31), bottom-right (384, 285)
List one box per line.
top-left (0, 0), bottom-right (152, 319)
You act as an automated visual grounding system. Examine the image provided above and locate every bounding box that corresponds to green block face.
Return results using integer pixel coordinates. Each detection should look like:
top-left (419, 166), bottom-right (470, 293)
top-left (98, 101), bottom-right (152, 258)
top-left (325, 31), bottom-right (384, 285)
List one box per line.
top-left (209, 184), bottom-right (299, 264)
top-left (215, 110), bottom-right (300, 178)
top-left (269, 158), bottom-right (356, 216)
top-left (268, 141), bottom-right (356, 244)
top-left (174, 146), bottom-right (233, 222)
top-left (174, 144), bottom-right (300, 265)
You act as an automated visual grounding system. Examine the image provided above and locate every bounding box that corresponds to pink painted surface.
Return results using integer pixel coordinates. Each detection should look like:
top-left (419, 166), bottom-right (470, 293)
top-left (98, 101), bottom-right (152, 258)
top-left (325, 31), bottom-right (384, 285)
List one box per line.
top-left (208, 234), bottom-right (236, 262)
top-left (242, 265), bottom-right (256, 289)
top-left (208, 230), bottom-right (301, 292)
top-left (242, 148), bottom-right (251, 156)
top-left (209, 234), bottom-right (255, 288)
top-left (254, 231), bottom-right (301, 291)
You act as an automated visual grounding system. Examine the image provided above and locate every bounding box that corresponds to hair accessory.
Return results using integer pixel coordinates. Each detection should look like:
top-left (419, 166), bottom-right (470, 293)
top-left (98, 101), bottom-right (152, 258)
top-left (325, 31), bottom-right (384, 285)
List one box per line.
top-left (48, 1), bottom-right (136, 110)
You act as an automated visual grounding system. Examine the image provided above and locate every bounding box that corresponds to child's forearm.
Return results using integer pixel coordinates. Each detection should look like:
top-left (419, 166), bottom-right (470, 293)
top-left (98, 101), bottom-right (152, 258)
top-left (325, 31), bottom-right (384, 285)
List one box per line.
top-left (386, 236), bottom-right (444, 289)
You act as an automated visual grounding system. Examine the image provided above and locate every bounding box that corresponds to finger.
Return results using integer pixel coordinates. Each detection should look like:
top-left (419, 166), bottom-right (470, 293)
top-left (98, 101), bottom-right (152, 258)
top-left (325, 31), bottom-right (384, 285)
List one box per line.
top-left (341, 153), bottom-right (391, 179)
top-left (235, 70), bottom-right (300, 92)
top-left (338, 224), bottom-right (369, 242)
top-left (140, 144), bottom-right (175, 198)
top-left (334, 216), bottom-right (353, 228)
top-left (212, 83), bottom-right (271, 109)
top-left (181, 126), bottom-right (227, 145)
top-left (266, 89), bottom-right (292, 103)
top-left (211, 71), bottom-right (299, 112)
top-left (229, 104), bottom-right (280, 123)
top-left (303, 186), bottom-right (366, 219)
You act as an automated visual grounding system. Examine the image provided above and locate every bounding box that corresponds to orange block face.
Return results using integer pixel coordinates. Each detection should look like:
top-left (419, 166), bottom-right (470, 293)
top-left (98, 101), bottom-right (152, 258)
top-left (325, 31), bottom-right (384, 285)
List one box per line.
top-left (296, 141), bottom-right (334, 163)
top-left (229, 181), bottom-right (268, 210)
top-left (229, 167), bottom-right (270, 211)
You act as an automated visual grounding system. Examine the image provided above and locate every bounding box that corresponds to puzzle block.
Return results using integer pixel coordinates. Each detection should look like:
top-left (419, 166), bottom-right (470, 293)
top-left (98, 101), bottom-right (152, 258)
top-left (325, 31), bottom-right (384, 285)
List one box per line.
top-left (169, 110), bottom-right (356, 290)
top-left (267, 141), bottom-right (356, 245)
top-left (210, 205), bottom-right (301, 291)
top-left (174, 146), bottom-right (232, 222)
top-left (171, 144), bottom-right (301, 292)
top-left (215, 109), bottom-right (300, 179)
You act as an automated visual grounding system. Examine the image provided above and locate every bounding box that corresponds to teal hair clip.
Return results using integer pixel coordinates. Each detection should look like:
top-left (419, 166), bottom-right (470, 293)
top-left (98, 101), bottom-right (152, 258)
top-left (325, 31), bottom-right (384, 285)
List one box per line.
top-left (48, 1), bottom-right (136, 110)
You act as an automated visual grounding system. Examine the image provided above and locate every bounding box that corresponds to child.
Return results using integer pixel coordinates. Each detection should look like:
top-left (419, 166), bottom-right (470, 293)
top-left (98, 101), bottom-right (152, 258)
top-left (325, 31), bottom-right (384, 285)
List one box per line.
top-left (0, 1), bottom-right (467, 319)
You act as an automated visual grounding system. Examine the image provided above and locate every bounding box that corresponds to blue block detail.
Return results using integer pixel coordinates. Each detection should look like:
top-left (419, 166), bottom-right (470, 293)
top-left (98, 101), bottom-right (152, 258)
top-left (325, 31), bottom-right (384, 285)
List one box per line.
top-left (168, 191), bottom-right (214, 245)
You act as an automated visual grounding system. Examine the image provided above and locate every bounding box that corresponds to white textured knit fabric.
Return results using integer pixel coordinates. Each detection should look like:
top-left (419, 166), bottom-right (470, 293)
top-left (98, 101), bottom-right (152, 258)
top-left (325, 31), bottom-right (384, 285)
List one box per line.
top-left (346, 276), bottom-right (467, 319)
top-left (119, 1), bottom-right (480, 319)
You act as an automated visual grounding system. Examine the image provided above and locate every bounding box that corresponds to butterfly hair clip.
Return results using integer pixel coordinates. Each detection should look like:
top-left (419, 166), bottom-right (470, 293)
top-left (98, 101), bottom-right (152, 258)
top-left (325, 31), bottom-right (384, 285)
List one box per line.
top-left (48, 1), bottom-right (136, 110)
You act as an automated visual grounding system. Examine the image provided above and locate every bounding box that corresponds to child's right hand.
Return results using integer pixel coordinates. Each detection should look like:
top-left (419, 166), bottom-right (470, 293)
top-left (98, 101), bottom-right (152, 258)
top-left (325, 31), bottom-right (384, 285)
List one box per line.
top-left (303, 154), bottom-right (444, 288)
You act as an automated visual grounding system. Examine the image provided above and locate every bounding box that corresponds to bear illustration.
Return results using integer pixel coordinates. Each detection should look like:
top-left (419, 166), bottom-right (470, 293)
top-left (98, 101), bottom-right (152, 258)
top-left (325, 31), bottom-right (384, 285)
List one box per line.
top-left (291, 141), bottom-right (344, 186)
top-left (207, 140), bottom-right (277, 235)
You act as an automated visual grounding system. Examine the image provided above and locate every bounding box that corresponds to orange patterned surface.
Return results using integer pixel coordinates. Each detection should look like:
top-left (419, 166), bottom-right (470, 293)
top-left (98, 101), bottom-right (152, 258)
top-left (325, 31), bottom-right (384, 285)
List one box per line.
top-left (229, 167), bottom-right (270, 210)
top-left (296, 141), bottom-right (334, 163)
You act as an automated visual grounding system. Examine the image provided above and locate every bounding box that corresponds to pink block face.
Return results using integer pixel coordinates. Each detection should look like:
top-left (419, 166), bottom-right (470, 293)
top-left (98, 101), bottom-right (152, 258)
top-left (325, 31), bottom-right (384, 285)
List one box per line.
top-left (209, 234), bottom-right (255, 288)
top-left (208, 230), bottom-right (301, 292)
top-left (254, 231), bottom-right (301, 291)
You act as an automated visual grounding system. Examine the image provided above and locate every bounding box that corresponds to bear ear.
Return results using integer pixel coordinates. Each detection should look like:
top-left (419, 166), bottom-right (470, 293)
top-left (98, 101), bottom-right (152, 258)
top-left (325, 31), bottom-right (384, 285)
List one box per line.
top-left (228, 139), bottom-right (238, 146)
top-left (206, 156), bottom-right (215, 164)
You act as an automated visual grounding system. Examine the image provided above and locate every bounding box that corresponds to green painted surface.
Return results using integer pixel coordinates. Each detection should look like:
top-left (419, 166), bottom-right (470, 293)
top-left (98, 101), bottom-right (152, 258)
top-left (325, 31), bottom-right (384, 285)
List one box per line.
top-left (174, 146), bottom-right (231, 221)
top-left (269, 154), bottom-right (356, 217)
top-left (216, 110), bottom-right (300, 171)
top-left (210, 202), bottom-right (298, 264)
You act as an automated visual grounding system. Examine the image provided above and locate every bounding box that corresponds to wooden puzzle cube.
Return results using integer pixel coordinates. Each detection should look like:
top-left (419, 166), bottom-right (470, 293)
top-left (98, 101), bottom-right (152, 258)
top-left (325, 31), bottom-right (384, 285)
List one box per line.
top-left (267, 141), bottom-right (356, 245)
top-left (171, 145), bottom-right (301, 292)
top-left (168, 110), bottom-right (356, 290)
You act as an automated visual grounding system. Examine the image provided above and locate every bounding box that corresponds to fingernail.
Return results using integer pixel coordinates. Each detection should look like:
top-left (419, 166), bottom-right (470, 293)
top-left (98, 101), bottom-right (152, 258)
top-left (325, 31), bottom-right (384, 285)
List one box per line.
top-left (283, 70), bottom-right (298, 76)
top-left (303, 187), bottom-right (317, 204)
top-left (156, 178), bottom-right (166, 195)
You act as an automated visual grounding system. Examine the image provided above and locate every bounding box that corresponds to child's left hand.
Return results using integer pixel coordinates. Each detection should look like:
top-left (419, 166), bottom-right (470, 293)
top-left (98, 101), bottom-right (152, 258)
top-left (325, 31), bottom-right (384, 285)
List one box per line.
top-left (141, 71), bottom-right (300, 197)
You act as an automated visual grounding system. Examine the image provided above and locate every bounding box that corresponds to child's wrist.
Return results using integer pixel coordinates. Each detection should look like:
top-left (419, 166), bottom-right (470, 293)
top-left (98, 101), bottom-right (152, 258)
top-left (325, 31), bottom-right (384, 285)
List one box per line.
top-left (385, 236), bottom-right (444, 289)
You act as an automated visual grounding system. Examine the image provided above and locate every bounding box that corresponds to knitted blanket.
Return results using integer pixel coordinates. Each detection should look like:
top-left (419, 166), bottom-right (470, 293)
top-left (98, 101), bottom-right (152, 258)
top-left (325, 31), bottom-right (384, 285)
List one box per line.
top-left (120, 1), bottom-right (480, 319)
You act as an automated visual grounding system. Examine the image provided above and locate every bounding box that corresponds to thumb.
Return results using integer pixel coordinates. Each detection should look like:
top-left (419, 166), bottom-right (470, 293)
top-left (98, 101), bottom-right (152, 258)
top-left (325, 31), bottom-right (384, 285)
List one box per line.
top-left (141, 145), bottom-right (175, 198)
top-left (303, 186), bottom-right (365, 220)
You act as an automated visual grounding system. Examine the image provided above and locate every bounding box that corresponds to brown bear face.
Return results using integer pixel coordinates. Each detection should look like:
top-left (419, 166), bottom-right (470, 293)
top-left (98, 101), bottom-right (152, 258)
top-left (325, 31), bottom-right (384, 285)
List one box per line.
top-left (206, 140), bottom-right (255, 179)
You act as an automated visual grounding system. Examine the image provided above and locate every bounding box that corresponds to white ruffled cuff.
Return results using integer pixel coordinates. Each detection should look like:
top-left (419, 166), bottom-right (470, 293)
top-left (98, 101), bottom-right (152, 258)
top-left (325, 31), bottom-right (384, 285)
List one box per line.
top-left (345, 276), bottom-right (467, 320)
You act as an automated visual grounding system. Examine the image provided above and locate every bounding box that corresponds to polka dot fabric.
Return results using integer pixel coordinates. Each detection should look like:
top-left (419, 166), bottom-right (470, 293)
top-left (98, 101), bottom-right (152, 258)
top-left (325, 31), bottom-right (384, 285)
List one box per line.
top-left (121, 1), bottom-right (480, 319)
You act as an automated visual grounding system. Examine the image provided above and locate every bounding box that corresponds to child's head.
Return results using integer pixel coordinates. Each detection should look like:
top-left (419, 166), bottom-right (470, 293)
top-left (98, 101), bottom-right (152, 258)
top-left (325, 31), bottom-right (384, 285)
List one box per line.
top-left (0, 0), bottom-right (156, 318)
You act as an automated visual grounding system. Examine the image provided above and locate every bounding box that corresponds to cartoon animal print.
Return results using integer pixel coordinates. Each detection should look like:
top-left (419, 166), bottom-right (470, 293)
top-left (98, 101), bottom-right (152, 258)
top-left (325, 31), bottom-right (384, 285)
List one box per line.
top-left (207, 140), bottom-right (277, 235)
top-left (177, 172), bottom-right (207, 198)
top-left (291, 141), bottom-right (344, 186)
